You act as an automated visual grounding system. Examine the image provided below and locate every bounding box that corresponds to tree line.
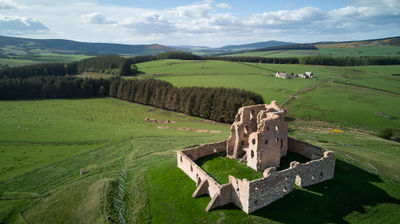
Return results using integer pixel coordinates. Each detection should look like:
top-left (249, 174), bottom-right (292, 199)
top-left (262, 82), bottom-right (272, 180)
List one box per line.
top-left (0, 55), bottom-right (158, 79)
top-left (110, 78), bottom-right (264, 123)
top-left (298, 56), bottom-right (400, 66)
top-left (0, 76), bottom-right (110, 99)
top-left (0, 76), bottom-right (264, 123)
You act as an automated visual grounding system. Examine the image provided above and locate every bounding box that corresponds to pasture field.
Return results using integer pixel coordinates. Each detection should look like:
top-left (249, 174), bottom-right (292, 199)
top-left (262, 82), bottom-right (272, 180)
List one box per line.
top-left (1, 98), bottom-right (400, 223)
top-left (0, 98), bottom-right (228, 223)
top-left (1, 57), bottom-right (400, 223)
top-left (225, 45), bottom-right (400, 58)
top-left (137, 59), bottom-right (400, 131)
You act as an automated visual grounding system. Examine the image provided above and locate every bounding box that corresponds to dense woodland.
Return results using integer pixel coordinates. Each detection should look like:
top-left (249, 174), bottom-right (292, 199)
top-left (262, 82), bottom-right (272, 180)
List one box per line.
top-left (0, 55), bottom-right (154, 78)
top-left (0, 76), bottom-right (264, 122)
top-left (298, 56), bottom-right (400, 66)
top-left (0, 76), bottom-right (110, 99)
top-left (157, 51), bottom-right (202, 60)
top-left (110, 78), bottom-right (264, 122)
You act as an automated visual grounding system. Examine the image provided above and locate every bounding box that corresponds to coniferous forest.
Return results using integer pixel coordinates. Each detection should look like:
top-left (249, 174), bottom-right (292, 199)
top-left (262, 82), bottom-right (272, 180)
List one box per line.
top-left (0, 76), bottom-right (264, 123)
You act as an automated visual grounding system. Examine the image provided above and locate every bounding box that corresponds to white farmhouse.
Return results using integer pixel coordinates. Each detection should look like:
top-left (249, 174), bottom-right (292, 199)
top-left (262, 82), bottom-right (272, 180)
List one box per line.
top-left (275, 72), bottom-right (289, 79)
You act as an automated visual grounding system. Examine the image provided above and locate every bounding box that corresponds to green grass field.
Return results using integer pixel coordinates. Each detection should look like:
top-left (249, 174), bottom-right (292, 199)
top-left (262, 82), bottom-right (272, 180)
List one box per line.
top-left (0, 98), bottom-right (228, 223)
top-left (1, 97), bottom-right (399, 223)
top-left (1, 56), bottom-right (400, 223)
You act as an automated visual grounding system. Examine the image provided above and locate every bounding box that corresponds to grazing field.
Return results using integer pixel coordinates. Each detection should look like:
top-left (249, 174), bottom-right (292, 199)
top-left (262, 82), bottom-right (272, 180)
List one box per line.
top-left (0, 98), bottom-right (228, 223)
top-left (1, 98), bottom-right (400, 223)
top-left (137, 59), bottom-right (400, 132)
top-left (225, 46), bottom-right (400, 58)
top-left (2, 57), bottom-right (400, 223)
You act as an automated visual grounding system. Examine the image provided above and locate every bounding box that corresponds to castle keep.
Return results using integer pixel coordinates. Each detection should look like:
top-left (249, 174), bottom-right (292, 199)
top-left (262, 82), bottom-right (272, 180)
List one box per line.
top-left (177, 101), bottom-right (336, 213)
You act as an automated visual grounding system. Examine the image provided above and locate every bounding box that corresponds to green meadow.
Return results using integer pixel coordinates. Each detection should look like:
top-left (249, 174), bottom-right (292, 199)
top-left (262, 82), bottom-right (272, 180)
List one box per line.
top-left (1, 58), bottom-right (400, 223)
top-left (137, 59), bottom-right (400, 131)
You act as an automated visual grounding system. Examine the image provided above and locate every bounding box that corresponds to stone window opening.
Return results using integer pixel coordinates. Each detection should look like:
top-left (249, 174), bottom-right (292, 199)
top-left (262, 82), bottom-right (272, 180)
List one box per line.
top-left (180, 156), bottom-right (182, 162)
top-left (276, 137), bottom-right (279, 143)
top-left (251, 150), bottom-right (254, 158)
top-left (190, 165), bottom-right (193, 172)
top-left (236, 188), bottom-right (239, 191)
top-left (244, 126), bottom-right (249, 135)
top-left (312, 175), bottom-right (316, 181)
top-left (250, 110), bottom-right (255, 120)
top-left (264, 139), bottom-right (268, 145)
top-left (283, 187), bottom-right (287, 193)
top-left (285, 176), bottom-right (289, 180)
top-left (252, 138), bottom-right (256, 145)
top-left (254, 200), bottom-right (258, 205)
top-left (266, 126), bottom-right (270, 131)
top-left (320, 171), bottom-right (323, 178)
top-left (280, 139), bottom-right (283, 149)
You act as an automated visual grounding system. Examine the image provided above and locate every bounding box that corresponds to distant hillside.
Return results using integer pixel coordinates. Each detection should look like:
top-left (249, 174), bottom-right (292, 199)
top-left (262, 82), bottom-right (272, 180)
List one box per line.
top-left (0, 35), bottom-right (177, 56)
top-left (173, 41), bottom-right (295, 55)
top-left (220, 41), bottom-right (294, 50)
top-left (315, 36), bottom-right (400, 48)
top-left (223, 36), bottom-right (400, 57)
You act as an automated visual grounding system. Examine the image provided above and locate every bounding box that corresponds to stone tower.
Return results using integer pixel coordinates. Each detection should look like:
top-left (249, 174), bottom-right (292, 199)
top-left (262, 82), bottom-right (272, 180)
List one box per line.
top-left (226, 101), bottom-right (288, 171)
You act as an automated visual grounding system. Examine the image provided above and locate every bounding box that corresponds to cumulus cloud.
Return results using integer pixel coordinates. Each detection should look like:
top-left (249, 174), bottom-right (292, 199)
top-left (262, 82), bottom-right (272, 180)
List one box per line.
top-left (2, 0), bottom-right (400, 46)
top-left (216, 3), bottom-right (231, 10)
top-left (120, 14), bottom-right (176, 34)
top-left (83, 12), bottom-right (116, 24)
top-left (173, 2), bottom-right (212, 18)
top-left (0, 0), bottom-right (17, 9)
top-left (0, 16), bottom-right (49, 35)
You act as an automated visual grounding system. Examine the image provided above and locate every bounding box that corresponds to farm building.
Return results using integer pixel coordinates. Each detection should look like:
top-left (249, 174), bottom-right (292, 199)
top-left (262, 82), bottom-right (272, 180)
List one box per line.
top-left (297, 72), bottom-right (314, 79)
top-left (275, 72), bottom-right (289, 79)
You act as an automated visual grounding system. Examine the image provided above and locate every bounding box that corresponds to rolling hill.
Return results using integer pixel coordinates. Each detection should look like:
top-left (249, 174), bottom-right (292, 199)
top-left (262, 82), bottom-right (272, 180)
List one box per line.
top-left (0, 35), bottom-right (177, 57)
top-left (224, 36), bottom-right (400, 57)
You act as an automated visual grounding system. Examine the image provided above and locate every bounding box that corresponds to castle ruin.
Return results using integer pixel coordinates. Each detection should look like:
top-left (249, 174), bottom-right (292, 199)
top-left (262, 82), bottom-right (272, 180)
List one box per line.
top-left (177, 101), bottom-right (336, 213)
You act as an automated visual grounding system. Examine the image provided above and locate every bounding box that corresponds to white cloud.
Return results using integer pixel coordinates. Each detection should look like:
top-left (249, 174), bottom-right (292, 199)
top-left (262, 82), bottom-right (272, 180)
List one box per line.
top-left (216, 3), bottom-right (231, 10)
top-left (0, 16), bottom-right (49, 35)
top-left (1, 0), bottom-right (399, 46)
top-left (120, 14), bottom-right (176, 34)
top-left (83, 12), bottom-right (116, 24)
top-left (173, 2), bottom-right (212, 18)
top-left (0, 0), bottom-right (17, 9)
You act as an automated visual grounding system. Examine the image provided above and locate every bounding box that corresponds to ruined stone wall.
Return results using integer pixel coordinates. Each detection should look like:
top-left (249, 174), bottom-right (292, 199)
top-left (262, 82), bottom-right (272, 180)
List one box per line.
top-left (294, 150), bottom-right (336, 187)
top-left (177, 136), bottom-right (335, 214)
top-left (177, 141), bottom-right (234, 211)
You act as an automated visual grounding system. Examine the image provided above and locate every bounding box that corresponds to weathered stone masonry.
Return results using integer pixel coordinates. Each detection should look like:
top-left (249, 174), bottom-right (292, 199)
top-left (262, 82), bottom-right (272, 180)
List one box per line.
top-left (177, 102), bottom-right (336, 214)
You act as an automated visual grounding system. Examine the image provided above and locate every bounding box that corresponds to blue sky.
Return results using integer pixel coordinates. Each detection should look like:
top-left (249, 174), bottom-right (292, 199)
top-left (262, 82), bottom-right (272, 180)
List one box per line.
top-left (0, 0), bottom-right (399, 47)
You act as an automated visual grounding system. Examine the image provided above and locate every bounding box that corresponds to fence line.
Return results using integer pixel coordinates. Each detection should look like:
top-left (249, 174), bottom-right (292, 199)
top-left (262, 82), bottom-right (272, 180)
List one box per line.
top-left (114, 167), bottom-right (127, 224)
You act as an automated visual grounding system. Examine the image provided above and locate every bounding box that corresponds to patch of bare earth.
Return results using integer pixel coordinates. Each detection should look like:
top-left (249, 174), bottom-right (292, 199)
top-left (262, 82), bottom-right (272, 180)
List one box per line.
top-left (144, 118), bottom-right (176, 124)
